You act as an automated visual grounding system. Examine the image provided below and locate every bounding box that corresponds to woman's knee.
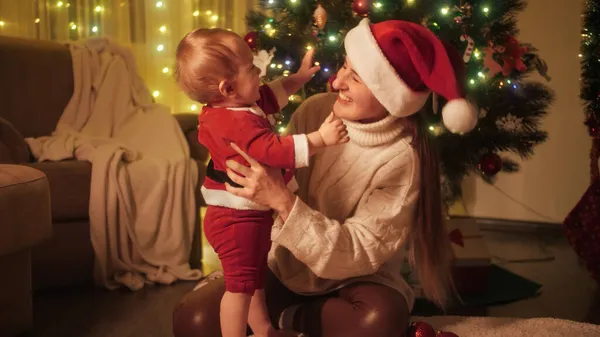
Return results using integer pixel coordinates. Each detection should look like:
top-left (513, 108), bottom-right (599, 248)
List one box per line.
top-left (340, 283), bottom-right (410, 337)
top-left (172, 272), bottom-right (226, 337)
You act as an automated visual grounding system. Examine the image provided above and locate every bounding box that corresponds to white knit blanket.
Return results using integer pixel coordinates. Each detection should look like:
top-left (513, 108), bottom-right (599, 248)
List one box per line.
top-left (414, 316), bottom-right (600, 336)
top-left (25, 38), bottom-right (202, 290)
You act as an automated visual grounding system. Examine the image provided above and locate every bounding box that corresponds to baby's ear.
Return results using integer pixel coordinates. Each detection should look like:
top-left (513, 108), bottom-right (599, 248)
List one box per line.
top-left (218, 80), bottom-right (235, 97)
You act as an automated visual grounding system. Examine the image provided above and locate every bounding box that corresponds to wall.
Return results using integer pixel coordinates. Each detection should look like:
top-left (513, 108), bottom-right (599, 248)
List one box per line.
top-left (461, 0), bottom-right (591, 224)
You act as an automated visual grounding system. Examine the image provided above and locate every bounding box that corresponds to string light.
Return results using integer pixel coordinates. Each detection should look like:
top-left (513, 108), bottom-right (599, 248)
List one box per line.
top-left (94, 6), bottom-right (103, 12)
top-left (34, 18), bottom-right (40, 24)
top-left (156, 1), bottom-right (163, 8)
top-left (159, 25), bottom-right (167, 33)
top-left (190, 104), bottom-right (198, 111)
top-left (441, 7), bottom-right (449, 15)
top-left (0, 21), bottom-right (4, 27)
top-left (92, 26), bottom-right (98, 33)
top-left (153, 90), bottom-right (160, 98)
top-left (162, 67), bottom-right (170, 73)
top-left (193, 10), bottom-right (200, 17)
top-left (157, 44), bottom-right (164, 51)
top-left (57, 1), bottom-right (64, 7)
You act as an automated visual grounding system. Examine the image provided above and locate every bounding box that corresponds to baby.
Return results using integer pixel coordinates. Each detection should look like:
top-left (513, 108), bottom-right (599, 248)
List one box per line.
top-left (175, 28), bottom-right (348, 337)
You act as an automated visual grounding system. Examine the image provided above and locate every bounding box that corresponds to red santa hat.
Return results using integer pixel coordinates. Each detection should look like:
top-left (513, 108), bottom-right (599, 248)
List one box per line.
top-left (344, 19), bottom-right (478, 134)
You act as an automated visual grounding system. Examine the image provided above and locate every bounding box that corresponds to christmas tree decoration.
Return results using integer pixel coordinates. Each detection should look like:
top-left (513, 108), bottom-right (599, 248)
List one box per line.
top-left (351, 0), bottom-right (372, 17)
top-left (496, 114), bottom-right (524, 133)
top-left (460, 34), bottom-right (475, 63)
top-left (406, 321), bottom-right (437, 337)
top-left (253, 48), bottom-right (276, 78)
top-left (498, 36), bottom-right (528, 75)
top-left (247, 0), bottom-right (552, 204)
top-left (314, 4), bottom-right (328, 30)
top-left (244, 31), bottom-right (258, 50)
top-left (478, 153), bottom-right (502, 177)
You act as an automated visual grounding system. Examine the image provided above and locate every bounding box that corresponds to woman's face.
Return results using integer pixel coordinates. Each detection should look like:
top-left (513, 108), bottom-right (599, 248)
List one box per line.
top-left (331, 57), bottom-right (389, 123)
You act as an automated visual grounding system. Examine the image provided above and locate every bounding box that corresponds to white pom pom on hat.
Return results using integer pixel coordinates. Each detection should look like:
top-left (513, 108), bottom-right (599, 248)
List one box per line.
top-left (344, 18), bottom-right (478, 134)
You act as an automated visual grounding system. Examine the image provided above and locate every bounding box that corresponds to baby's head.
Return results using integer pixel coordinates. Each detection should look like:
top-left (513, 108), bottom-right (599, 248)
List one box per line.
top-left (175, 28), bottom-right (261, 106)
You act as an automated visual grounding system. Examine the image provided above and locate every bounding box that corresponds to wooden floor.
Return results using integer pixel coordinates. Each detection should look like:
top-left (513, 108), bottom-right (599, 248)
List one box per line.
top-left (28, 229), bottom-right (599, 337)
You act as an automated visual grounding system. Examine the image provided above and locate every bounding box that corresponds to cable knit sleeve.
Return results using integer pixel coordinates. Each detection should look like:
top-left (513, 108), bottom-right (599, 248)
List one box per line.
top-left (271, 148), bottom-right (420, 280)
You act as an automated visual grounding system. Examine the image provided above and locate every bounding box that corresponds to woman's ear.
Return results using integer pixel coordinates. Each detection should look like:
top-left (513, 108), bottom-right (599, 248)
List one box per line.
top-left (218, 80), bottom-right (235, 97)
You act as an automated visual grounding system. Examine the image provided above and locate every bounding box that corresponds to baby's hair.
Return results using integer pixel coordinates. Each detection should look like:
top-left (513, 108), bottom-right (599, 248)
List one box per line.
top-left (174, 28), bottom-right (242, 104)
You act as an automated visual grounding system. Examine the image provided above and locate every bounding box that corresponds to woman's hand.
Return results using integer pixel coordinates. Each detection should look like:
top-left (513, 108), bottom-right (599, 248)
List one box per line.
top-left (225, 143), bottom-right (296, 219)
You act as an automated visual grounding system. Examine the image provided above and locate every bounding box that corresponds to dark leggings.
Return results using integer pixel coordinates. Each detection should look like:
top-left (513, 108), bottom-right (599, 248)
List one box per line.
top-left (172, 270), bottom-right (410, 337)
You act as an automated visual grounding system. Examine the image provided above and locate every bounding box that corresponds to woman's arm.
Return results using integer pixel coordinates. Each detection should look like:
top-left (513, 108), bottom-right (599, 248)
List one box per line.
top-left (226, 145), bottom-right (420, 280)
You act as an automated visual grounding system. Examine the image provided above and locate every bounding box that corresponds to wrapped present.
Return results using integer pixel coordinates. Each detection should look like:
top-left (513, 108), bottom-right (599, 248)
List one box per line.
top-left (447, 217), bottom-right (492, 296)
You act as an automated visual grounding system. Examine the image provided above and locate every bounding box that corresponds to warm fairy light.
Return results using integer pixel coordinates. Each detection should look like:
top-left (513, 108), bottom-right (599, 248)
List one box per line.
top-left (57, 1), bottom-right (64, 7)
top-left (441, 7), bottom-right (449, 15)
top-left (156, 1), bottom-right (163, 8)
top-left (92, 26), bottom-right (98, 33)
top-left (94, 6), bottom-right (103, 12)
top-left (157, 44), bottom-right (164, 51)
top-left (0, 21), bottom-right (4, 27)
top-left (159, 25), bottom-right (167, 33)
top-left (162, 67), bottom-right (169, 73)
top-left (191, 104), bottom-right (198, 111)
top-left (34, 18), bottom-right (40, 23)
top-left (193, 10), bottom-right (200, 17)
top-left (153, 90), bottom-right (160, 98)
top-left (211, 15), bottom-right (219, 22)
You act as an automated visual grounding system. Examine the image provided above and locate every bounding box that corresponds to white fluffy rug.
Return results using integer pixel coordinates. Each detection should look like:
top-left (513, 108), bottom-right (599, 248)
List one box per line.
top-left (414, 316), bottom-right (600, 337)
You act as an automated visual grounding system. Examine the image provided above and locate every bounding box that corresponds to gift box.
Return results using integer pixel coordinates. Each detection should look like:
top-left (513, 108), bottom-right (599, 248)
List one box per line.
top-left (447, 217), bottom-right (492, 296)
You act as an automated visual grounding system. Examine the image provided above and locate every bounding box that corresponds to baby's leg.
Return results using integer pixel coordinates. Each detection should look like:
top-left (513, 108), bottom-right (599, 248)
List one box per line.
top-left (221, 291), bottom-right (252, 337)
top-left (247, 216), bottom-right (293, 337)
top-left (248, 289), bottom-right (274, 336)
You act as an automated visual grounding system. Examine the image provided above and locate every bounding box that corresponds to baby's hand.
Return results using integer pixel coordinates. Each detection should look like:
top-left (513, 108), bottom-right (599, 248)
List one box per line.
top-left (318, 112), bottom-right (349, 146)
top-left (294, 49), bottom-right (321, 85)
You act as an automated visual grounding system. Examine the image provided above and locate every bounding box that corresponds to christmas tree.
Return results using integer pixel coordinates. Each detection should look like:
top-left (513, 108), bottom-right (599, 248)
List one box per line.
top-left (581, 0), bottom-right (600, 181)
top-left (246, 0), bottom-right (553, 205)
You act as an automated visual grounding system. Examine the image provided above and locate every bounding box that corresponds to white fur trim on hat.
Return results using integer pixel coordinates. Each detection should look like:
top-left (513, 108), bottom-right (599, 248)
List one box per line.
top-left (441, 99), bottom-right (478, 134)
top-left (344, 19), bottom-right (430, 117)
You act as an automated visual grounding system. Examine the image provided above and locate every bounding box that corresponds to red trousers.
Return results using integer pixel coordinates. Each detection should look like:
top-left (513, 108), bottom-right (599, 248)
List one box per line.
top-left (203, 206), bottom-right (274, 294)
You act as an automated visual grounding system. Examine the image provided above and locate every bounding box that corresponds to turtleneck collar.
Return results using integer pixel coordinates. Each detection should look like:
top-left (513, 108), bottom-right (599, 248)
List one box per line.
top-left (341, 114), bottom-right (405, 147)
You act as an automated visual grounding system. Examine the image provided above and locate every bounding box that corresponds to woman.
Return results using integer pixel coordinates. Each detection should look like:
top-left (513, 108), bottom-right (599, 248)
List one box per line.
top-left (173, 18), bottom-right (477, 337)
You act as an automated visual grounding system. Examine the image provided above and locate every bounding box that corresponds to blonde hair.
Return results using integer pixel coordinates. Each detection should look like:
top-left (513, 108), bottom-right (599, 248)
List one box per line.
top-left (174, 28), bottom-right (242, 103)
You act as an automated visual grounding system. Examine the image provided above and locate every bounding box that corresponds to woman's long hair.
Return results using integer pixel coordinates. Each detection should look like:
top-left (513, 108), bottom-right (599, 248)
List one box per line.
top-left (405, 112), bottom-right (455, 309)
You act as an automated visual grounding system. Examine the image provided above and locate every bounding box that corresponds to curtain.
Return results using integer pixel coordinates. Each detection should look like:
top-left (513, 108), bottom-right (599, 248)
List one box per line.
top-left (0, 0), bottom-right (257, 113)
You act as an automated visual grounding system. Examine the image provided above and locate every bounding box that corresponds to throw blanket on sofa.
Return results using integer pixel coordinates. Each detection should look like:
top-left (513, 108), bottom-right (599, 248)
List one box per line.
top-left (25, 38), bottom-right (202, 290)
top-left (414, 316), bottom-right (600, 337)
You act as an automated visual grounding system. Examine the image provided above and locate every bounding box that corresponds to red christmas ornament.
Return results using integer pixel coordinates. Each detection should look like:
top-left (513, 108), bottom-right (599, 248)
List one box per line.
top-left (244, 31), bottom-right (258, 50)
top-left (352, 0), bottom-right (372, 17)
top-left (436, 331), bottom-right (460, 337)
top-left (406, 322), bottom-right (437, 337)
top-left (327, 74), bottom-right (338, 92)
top-left (478, 153), bottom-right (502, 176)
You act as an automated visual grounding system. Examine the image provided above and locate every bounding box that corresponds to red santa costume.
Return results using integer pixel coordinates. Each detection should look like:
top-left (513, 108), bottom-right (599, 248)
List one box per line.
top-left (198, 80), bottom-right (309, 294)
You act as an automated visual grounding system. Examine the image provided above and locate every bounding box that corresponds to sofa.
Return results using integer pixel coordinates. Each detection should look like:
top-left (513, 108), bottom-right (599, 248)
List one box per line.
top-left (0, 164), bottom-right (52, 336)
top-left (0, 35), bottom-right (208, 290)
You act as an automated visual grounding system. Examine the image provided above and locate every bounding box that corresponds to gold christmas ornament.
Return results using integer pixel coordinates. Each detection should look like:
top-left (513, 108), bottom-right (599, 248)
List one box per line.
top-left (314, 4), bottom-right (327, 30)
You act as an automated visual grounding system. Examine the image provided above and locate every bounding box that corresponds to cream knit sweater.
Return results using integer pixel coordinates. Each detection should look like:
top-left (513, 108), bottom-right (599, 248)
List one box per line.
top-left (268, 93), bottom-right (420, 309)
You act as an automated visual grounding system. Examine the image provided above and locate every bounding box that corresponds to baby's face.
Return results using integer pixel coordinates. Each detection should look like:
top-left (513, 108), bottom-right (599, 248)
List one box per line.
top-left (224, 36), bottom-right (261, 106)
